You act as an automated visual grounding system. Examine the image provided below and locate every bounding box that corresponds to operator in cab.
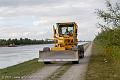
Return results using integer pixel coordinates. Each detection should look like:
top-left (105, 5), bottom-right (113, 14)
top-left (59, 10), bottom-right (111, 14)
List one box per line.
top-left (65, 28), bottom-right (73, 36)
top-left (65, 28), bottom-right (69, 35)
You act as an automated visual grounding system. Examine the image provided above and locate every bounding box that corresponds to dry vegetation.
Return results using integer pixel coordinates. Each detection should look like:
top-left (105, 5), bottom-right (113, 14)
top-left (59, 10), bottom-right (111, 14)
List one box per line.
top-left (86, 43), bottom-right (120, 80)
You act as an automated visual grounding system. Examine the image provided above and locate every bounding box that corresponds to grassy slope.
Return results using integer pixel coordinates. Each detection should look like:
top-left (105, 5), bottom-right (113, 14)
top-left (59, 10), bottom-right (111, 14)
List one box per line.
top-left (0, 58), bottom-right (44, 80)
top-left (86, 43), bottom-right (120, 80)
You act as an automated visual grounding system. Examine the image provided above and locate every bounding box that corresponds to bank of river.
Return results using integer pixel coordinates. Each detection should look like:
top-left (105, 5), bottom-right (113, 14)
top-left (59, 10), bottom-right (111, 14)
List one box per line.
top-left (0, 58), bottom-right (45, 80)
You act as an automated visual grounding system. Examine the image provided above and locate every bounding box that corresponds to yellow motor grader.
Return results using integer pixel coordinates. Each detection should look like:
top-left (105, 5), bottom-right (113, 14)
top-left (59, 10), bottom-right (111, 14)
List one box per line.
top-left (38, 22), bottom-right (84, 64)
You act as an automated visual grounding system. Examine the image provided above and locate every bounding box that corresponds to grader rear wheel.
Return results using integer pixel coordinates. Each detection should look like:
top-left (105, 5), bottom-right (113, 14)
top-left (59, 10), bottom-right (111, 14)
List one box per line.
top-left (78, 45), bottom-right (84, 58)
top-left (79, 51), bottom-right (84, 58)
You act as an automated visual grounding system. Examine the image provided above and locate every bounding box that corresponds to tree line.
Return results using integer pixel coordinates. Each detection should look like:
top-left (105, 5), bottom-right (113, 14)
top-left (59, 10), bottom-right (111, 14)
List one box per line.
top-left (95, 1), bottom-right (120, 47)
top-left (0, 38), bottom-right (54, 46)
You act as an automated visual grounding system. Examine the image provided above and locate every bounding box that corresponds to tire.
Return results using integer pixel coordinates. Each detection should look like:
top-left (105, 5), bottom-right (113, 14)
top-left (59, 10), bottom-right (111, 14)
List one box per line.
top-left (78, 45), bottom-right (84, 58)
top-left (44, 62), bottom-right (51, 64)
top-left (43, 47), bottom-right (51, 64)
top-left (78, 45), bottom-right (84, 52)
top-left (43, 47), bottom-right (50, 52)
top-left (79, 52), bottom-right (84, 58)
top-left (72, 61), bottom-right (79, 64)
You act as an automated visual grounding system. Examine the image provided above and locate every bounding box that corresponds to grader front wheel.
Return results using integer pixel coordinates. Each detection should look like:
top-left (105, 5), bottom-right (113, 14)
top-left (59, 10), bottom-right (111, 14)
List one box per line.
top-left (72, 61), bottom-right (79, 64)
top-left (43, 47), bottom-right (51, 64)
top-left (44, 62), bottom-right (51, 64)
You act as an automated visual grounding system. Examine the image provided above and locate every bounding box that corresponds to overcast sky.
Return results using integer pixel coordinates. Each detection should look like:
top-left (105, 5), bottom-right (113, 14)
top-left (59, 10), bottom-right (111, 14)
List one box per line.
top-left (0, 0), bottom-right (112, 40)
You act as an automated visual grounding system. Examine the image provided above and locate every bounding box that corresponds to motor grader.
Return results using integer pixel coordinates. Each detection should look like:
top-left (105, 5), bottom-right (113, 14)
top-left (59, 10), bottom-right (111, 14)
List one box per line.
top-left (38, 22), bottom-right (84, 64)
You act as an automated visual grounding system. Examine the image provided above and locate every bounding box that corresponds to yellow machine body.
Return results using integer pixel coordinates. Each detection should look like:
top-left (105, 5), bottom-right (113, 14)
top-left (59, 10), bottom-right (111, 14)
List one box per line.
top-left (51, 22), bottom-right (78, 51)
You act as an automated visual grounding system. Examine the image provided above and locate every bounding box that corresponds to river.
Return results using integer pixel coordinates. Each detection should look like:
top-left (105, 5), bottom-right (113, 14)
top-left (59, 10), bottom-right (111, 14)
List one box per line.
top-left (0, 42), bottom-right (87, 69)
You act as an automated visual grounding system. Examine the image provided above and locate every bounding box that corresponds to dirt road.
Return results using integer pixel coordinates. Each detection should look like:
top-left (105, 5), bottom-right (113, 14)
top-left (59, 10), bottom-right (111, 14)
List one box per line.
top-left (58, 44), bottom-right (92, 80)
top-left (22, 64), bottom-right (64, 80)
top-left (22, 43), bottom-right (92, 80)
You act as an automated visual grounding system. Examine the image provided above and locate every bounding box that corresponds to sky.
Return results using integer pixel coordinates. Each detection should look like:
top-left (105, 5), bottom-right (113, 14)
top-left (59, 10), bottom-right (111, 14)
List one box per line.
top-left (0, 0), bottom-right (111, 40)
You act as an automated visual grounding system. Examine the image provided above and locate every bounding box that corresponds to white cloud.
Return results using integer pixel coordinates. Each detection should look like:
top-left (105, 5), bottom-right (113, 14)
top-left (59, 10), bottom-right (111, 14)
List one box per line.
top-left (0, 0), bottom-right (108, 40)
top-left (33, 19), bottom-right (48, 26)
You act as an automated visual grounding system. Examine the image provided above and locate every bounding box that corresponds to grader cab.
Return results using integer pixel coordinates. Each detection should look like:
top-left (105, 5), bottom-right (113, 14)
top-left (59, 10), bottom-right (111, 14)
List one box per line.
top-left (38, 22), bottom-right (84, 64)
top-left (51, 22), bottom-right (78, 51)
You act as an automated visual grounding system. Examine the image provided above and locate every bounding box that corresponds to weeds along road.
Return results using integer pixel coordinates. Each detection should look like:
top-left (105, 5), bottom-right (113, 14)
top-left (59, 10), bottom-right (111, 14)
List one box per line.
top-left (22, 43), bottom-right (92, 80)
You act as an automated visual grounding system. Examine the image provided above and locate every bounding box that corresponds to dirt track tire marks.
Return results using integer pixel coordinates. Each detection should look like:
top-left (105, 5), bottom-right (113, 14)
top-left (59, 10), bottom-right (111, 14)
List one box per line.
top-left (44, 63), bottom-right (72, 80)
top-left (22, 64), bottom-right (63, 80)
top-left (57, 44), bottom-right (92, 80)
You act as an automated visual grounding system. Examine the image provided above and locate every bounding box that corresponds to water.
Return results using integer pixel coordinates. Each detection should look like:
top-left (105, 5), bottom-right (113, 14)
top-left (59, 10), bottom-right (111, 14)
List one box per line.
top-left (0, 44), bottom-right (53, 69)
top-left (0, 42), bottom-right (87, 69)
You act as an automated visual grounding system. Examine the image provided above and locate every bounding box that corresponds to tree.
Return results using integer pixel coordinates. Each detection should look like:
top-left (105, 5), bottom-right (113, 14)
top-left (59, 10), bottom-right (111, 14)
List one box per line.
top-left (95, 1), bottom-right (120, 46)
top-left (96, 1), bottom-right (120, 29)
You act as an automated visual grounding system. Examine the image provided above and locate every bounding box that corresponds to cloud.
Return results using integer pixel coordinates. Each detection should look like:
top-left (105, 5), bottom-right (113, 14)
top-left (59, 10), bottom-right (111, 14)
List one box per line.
top-left (0, 0), bottom-right (108, 40)
top-left (0, 0), bottom-right (101, 7)
top-left (0, 0), bottom-right (106, 17)
top-left (33, 19), bottom-right (48, 26)
top-left (0, 0), bottom-right (65, 7)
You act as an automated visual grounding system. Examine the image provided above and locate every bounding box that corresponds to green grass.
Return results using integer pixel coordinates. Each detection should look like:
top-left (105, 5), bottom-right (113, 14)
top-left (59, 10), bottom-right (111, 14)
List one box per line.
top-left (86, 43), bottom-right (120, 80)
top-left (0, 58), bottom-right (44, 80)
